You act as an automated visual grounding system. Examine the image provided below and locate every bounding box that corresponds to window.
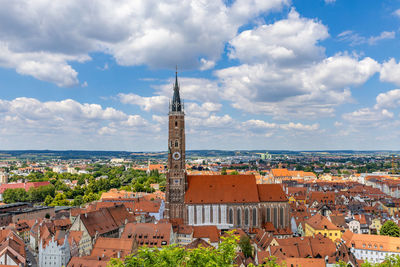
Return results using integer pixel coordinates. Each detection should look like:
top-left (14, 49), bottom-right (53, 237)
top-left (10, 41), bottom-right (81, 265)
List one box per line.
top-left (175, 140), bottom-right (179, 147)
top-left (228, 209), bottom-right (233, 224)
top-left (175, 121), bottom-right (178, 127)
top-left (244, 209), bottom-right (249, 226)
top-left (252, 208), bottom-right (257, 226)
top-left (266, 208), bottom-right (271, 222)
top-left (237, 209), bottom-right (241, 226)
top-left (273, 208), bottom-right (278, 227)
top-left (279, 207), bottom-right (284, 227)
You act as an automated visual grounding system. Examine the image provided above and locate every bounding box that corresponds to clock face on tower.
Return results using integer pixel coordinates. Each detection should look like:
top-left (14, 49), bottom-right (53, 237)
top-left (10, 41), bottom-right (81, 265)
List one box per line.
top-left (172, 151), bottom-right (181, 160)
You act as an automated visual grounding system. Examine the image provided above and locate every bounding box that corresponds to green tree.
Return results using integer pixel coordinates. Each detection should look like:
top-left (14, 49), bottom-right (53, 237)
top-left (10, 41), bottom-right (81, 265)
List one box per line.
top-left (380, 220), bottom-right (400, 237)
top-left (44, 195), bottom-right (53, 206)
top-left (221, 167), bottom-right (227, 175)
top-left (73, 195), bottom-right (83, 206)
top-left (230, 171), bottom-right (239, 175)
top-left (50, 193), bottom-right (70, 206)
top-left (239, 235), bottom-right (253, 259)
top-left (3, 188), bottom-right (29, 203)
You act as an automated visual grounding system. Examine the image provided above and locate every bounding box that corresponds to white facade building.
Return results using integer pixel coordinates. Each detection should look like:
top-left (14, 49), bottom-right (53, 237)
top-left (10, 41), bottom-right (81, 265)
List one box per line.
top-left (39, 235), bottom-right (71, 267)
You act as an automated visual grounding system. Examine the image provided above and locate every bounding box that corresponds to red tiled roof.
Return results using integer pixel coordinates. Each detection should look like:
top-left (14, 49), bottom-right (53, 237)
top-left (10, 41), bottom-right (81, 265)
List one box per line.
top-left (257, 184), bottom-right (288, 202)
top-left (193, 226), bottom-right (220, 243)
top-left (185, 175), bottom-right (259, 204)
top-left (121, 223), bottom-right (172, 248)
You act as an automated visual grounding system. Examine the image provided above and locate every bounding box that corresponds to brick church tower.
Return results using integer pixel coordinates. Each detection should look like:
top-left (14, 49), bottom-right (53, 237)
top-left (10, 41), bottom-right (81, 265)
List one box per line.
top-left (165, 70), bottom-right (187, 220)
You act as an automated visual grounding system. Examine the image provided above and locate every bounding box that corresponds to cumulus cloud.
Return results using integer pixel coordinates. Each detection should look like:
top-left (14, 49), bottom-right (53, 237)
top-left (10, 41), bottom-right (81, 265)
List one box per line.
top-left (343, 108), bottom-right (394, 124)
top-left (229, 8), bottom-right (329, 66)
top-left (118, 93), bottom-right (169, 113)
top-left (216, 54), bottom-right (379, 118)
top-left (374, 89), bottom-right (400, 109)
top-left (343, 88), bottom-right (400, 128)
top-left (0, 97), bottom-right (151, 140)
top-left (380, 58), bottom-right (400, 86)
top-left (0, 0), bottom-right (289, 86)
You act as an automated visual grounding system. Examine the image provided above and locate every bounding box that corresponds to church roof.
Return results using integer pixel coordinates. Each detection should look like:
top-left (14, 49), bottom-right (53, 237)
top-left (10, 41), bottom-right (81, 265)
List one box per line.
top-left (257, 184), bottom-right (288, 202)
top-left (184, 175), bottom-right (288, 204)
top-left (185, 175), bottom-right (259, 204)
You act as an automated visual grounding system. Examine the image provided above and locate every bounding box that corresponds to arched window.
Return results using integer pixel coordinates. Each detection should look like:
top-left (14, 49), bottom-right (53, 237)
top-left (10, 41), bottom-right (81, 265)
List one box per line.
top-left (280, 207), bottom-right (284, 227)
top-left (175, 121), bottom-right (178, 127)
top-left (252, 208), bottom-right (257, 226)
top-left (274, 207), bottom-right (278, 228)
top-left (175, 140), bottom-right (179, 147)
top-left (237, 208), bottom-right (241, 226)
top-left (244, 208), bottom-right (249, 226)
top-left (266, 208), bottom-right (271, 222)
top-left (228, 208), bottom-right (233, 224)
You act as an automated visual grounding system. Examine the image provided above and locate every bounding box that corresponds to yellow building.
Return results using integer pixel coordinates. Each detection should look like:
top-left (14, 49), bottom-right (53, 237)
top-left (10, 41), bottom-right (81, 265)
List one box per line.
top-left (305, 214), bottom-right (342, 242)
top-left (369, 218), bottom-right (382, 234)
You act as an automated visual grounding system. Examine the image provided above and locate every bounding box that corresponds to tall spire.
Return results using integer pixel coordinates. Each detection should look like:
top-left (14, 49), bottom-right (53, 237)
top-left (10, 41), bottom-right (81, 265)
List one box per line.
top-left (171, 66), bottom-right (182, 112)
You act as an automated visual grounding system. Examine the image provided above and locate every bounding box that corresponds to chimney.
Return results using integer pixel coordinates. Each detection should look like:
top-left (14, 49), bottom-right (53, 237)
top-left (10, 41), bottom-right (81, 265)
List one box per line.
top-left (117, 250), bottom-right (121, 258)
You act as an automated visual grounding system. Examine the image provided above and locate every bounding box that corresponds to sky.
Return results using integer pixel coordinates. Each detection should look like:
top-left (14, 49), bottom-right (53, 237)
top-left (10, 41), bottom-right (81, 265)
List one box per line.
top-left (1, 0), bottom-right (400, 151)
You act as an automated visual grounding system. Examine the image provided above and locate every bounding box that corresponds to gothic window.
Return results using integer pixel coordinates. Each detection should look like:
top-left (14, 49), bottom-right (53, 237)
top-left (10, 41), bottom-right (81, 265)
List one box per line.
top-left (175, 121), bottom-right (178, 127)
top-left (175, 140), bottom-right (179, 147)
top-left (244, 208), bottom-right (249, 226)
top-left (237, 208), bottom-right (241, 226)
top-left (252, 208), bottom-right (257, 226)
top-left (280, 207), bottom-right (284, 227)
top-left (266, 208), bottom-right (271, 222)
top-left (274, 207), bottom-right (278, 228)
top-left (170, 141), bottom-right (173, 148)
top-left (228, 208), bottom-right (233, 224)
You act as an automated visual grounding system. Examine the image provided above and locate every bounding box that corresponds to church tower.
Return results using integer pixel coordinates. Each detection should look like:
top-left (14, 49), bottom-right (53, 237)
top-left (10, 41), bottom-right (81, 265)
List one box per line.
top-left (166, 70), bottom-right (186, 220)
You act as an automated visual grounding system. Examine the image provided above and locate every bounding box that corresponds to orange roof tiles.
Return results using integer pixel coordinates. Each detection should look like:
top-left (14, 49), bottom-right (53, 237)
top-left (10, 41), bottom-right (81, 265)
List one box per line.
top-left (306, 214), bottom-right (339, 231)
top-left (193, 226), bottom-right (220, 243)
top-left (90, 237), bottom-right (135, 259)
top-left (185, 175), bottom-right (259, 204)
top-left (342, 230), bottom-right (400, 252)
top-left (257, 184), bottom-right (288, 202)
top-left (185, 175), bottom-right (288, 204)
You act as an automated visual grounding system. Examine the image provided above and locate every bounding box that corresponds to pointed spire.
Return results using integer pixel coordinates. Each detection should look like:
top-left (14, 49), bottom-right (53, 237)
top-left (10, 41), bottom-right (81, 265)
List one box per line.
top-left (171, 66), bottom-right (182, 112)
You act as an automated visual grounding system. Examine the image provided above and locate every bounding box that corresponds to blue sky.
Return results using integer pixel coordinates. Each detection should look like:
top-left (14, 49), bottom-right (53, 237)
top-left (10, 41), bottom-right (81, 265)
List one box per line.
top-left (1, 0), bottom-right (400, 151)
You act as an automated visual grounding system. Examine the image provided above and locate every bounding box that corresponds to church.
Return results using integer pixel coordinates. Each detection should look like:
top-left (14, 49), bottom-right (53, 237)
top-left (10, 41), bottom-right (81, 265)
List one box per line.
top-left (166, 72), bottom-right (290, 230)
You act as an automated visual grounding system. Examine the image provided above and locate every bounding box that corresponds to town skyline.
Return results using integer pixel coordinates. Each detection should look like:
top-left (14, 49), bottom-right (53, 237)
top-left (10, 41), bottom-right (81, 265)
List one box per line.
top-left (1, 0), bottom-right (400, 151)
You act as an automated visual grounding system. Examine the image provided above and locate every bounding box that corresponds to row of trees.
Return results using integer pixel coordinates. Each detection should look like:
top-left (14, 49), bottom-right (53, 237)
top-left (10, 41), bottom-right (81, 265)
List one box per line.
top-left (3, 165), bottom-right (166, 206)
top-left (2, 185), bottom-right (55, 203)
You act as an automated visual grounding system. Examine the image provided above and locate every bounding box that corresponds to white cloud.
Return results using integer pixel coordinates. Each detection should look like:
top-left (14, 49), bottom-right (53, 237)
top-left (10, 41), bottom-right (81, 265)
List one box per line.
top-left (343, 108), bottom-right (394, 124)
top-left (0, 0), bottom-right (289, 86)
top-left (242, 119), bottom-right (318, 131)
top-left (0, 43), bottom-right (87, 87)
top-left (375, 89), bottom-right (400, 109)
top-left (216, 54), bottom-right (379, 118)
top-left (280, 122), bottom-right (319, 131)
top-left (394, 9), bottom-right (400, 18)
top-left (337, 30), bottom-right (395, 46)
top-left (380, 58), bottom-right (400, 86)
top-left (325, 0), bottom-right (336, 4)
top-left (118, 93), bottom-right (169, 113)
top-left (368, 31), bottom-right (395, 45)
top-left (229, 8), bottom-right (329, 66)
top-left (0, 97), bottom-right (151, 138)
top-left (186, 102), bottom-right (222, 118)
